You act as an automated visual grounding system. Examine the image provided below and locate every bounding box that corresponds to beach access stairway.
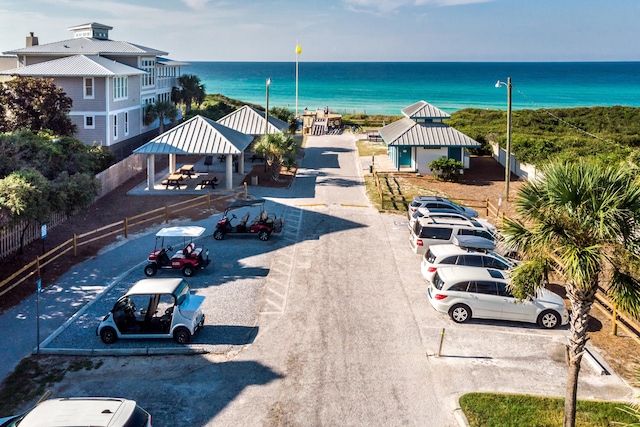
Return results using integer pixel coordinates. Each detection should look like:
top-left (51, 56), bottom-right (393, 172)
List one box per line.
top-left (312, 117), bottom-right (328, 135)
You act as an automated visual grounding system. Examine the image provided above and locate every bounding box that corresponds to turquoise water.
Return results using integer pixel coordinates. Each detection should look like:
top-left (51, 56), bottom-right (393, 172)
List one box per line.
top-left (187, 62), bottom-right (640, 115)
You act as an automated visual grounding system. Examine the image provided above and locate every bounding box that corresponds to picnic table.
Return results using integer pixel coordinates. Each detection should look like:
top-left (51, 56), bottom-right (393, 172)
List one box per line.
top-left (197, 176), bottom-right (219, 189)
top-left (179, 164), bottom-right (195, 177)
top-left (162, 173), bottom-right (185, 189)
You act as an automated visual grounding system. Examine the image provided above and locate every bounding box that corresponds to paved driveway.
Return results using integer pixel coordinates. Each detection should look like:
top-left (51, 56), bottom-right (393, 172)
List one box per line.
top-left (1, 134), bottom-right (633, 426)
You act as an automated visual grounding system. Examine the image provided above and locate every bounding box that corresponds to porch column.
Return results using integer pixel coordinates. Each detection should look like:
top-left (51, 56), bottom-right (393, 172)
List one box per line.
top-left (238, 151), bottom-right (245, 174)
top-left (225, 154), bottom-right (233, 190)
top-left (169, 154), bottom-right (177, 174)
top-left (147, 154), bottom-right (155, 190)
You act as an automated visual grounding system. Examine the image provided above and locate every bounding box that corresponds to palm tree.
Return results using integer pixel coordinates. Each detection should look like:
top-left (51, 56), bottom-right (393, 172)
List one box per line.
top-left (144, 101), bottom-right (178, 133)
top-left (501, 160), bottom-right (640, 427)
top-left (174, 74), bottom-right (205, 113)
top-left (252, 132), bottom-right (297, 181)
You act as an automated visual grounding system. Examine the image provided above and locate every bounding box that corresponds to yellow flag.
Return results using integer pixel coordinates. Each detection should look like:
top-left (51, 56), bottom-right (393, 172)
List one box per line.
top-left (296, 44), bottom-right (302, 55)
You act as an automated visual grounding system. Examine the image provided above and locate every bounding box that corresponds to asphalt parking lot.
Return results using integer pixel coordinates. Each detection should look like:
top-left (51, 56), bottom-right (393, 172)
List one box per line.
top-left (1, 134), bottom-right (636, 426)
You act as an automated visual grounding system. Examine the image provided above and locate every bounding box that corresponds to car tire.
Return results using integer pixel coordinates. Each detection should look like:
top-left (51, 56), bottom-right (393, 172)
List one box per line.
top-left (182, 265), bottom-right (194, 277)
top-left (213, 230), bottom-right (224, 240)
top-left (173, 326), bottom-right (191, 344)
top-left (537, 310), bottom-right (560, 329)
top-left (144, 264), bottom-right (157, 277)
top-left (100, 326), bottom-right (118, 344)
top-left (258, 230), bottom-right (269, 241)
top-left (449, 304), bottom-right (471, 323)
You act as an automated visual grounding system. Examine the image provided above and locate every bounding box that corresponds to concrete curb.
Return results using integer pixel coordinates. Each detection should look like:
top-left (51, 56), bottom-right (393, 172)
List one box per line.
top-left (35, 347), bottom-right (209, 356)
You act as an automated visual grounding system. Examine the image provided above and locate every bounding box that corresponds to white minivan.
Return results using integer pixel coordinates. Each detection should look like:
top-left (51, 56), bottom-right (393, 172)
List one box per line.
top-left (426, 266), bottom-right (569, 329)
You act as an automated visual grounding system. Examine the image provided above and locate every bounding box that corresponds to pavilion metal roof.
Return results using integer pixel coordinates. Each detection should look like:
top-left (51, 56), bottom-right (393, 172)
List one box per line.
top-left (134, 115), bottom-right (253, 155)
top-left (379, 118), bottom-right (481, 148)
top-left (217, 105), bottom-right (289, 135)
top-left (402, 101), bottom-right (451, 120)
top-left (0, 54), bottom-right (146, 77)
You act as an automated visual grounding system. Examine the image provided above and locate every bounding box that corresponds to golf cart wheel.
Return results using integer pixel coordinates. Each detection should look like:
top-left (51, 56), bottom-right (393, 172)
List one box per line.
top-left (213, 230), bottom-right (224, 240)
top-left (258, 230), bottom-right (270, 241)
top-left (173, 326), bottom-right (191, 344)
top-left (144, 264), bottom-right (157, 277)
top-left (100, 327), bottom-right (118, 344)
top-left (182, 265), bottom-right (194, 277)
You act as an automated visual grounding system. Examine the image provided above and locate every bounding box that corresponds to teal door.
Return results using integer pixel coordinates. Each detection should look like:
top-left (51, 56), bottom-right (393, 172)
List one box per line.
top-left (399, 147), bottom-right (411, 167)
top-left (448, 147), bottom-right (462, 162)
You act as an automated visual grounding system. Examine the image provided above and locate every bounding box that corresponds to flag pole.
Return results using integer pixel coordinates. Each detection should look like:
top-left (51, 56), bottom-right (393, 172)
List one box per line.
top-left (295, 41), bottom-right (301, 118)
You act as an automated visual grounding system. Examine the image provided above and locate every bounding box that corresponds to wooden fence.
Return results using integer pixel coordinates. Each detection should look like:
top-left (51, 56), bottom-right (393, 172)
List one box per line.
top-left (0, 189), bottom-right (244, 298)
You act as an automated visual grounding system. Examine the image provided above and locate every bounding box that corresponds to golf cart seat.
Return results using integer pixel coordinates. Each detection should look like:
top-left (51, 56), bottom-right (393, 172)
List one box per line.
top-left (238, 212), bottom-right (250, 226)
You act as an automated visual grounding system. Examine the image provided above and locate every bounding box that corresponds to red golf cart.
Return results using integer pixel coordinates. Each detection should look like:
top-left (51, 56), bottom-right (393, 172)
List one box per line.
top-left (213, 198), bottom-right (284, 241)
top-left (144, 226), bottom-right (210, 277)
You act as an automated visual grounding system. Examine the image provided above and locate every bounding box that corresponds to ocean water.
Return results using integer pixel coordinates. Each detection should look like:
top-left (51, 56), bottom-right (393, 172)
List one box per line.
top-left (187, 62), bottom-right (640, 115)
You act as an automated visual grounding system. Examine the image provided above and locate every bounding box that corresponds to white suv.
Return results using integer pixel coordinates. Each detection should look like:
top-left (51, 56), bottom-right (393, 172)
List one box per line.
top-left (421, 235), bottom-right (517, 282)
top-left (0, 397), bottom-right (152, 426)
top-left (409, 216), bottom-right (497, 254)
top-left (409, 208), bottom-right (496, 233)
top-left (426, 266), bottom-right (569, 329)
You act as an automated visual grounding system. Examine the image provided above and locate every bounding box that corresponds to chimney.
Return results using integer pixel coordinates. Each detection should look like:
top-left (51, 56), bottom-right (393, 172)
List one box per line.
top-left (26, 32), bottom-right (39, 47)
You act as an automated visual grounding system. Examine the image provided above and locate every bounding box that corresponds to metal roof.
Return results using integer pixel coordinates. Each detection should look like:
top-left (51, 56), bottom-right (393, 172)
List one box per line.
top-left (217, 105), bottom-right (289, 135)
top-left (379, 118), bottom-right (481, 148)
top-left (402, 101), bottom-right (451, 119)
top-left (0, 54), bottom-right (146, 77)
top-left (3, 37), bottom-right (167, 56)
top-left (157, 57), bottom-right (190, 67)
top-left (134, 115), bottom-right (254, 155)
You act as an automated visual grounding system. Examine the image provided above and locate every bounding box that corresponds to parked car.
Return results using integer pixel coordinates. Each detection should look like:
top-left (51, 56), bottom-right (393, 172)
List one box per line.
top-left (144, 226), bottom-right (209, 277)
top-left (408, 208), bottom-right (496, 233)
top-left (214, 198), bottom-right (284, 241)
top-left (426, 266), bottom-right (569, 329)
top-left (97, 278), bottom-right (205, 344)
top-left (408, 196), bottom-right (478, 219)
top-left (421, 235), bottom-right (519, 282)
top-left (409, 216), bottom-right (497, 254)
top-left (0, 397), bottom-right (152, 427)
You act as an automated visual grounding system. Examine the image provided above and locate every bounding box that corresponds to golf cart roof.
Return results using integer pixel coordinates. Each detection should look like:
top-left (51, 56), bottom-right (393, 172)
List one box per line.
top-left (126, 278), bottom-right (187, 295)
top-left (452, 235), bottom-right (496, 250)
top-left (156, 226), bottom-right (206, 237)
top-left (226, 198), bottom-right (266, 210)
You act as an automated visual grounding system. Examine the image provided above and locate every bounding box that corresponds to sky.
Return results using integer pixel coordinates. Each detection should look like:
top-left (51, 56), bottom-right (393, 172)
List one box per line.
top-left (1, 0), bottom-right (639, 62)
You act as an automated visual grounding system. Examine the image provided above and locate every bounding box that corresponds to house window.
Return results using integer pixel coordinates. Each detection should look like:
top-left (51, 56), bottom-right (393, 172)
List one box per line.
top-left (113, 114), bottom-right (118, 139)
top-left (141, 58), bottom-right (155, 87)
top-left (124, 112), bottom-right (129, 135)
top-left (84, 77), bottom-right (94, 99)
top-left (113, 76), bottom-right (128, 100)
top-left (84, 115), bottom-right (95, 129)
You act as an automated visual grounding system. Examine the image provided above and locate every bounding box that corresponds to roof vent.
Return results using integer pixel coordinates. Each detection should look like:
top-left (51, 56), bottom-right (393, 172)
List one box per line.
top-left (26, 32), bottom-right (39, 47)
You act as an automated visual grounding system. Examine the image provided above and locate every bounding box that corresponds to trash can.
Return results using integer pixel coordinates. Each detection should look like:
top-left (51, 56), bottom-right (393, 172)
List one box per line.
top-left (369, 165), bottom-right (373, 173)
top-left (251, 175), bottom-right (258, 186)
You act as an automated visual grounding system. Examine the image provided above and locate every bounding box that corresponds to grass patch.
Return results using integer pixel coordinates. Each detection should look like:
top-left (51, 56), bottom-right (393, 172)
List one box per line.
top-left (356, 139), bottom-right (388, 158)
top-left (460, 392), bottom-right (637, 427)
top-left (0, 356), bottom-right (103, 415)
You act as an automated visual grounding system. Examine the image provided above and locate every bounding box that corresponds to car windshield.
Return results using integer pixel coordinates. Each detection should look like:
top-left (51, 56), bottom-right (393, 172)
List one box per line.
top-left (174, 280), bottom-right (190, 305)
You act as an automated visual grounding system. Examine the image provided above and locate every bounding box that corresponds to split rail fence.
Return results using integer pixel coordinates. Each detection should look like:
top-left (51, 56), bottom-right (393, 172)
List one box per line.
top-left (0, 189), bottom-right (243, 299)
top-left (373, 171), bottom-right (640, 345)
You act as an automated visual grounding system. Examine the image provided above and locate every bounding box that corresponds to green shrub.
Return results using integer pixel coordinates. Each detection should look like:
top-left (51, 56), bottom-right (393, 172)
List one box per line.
top-left (429, 158), bottom-right (463, 181)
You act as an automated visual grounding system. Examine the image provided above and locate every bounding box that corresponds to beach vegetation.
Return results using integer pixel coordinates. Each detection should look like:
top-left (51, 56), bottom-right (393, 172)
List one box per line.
top-left (343, 114), bottom-right (402, 129)
top-left (500, 160), bottom-right (640, 427)
top-left (459, 392), bottom-right (637, 427)
top-left (448, 106), bottom-right (640, 166)
top-left (0, 76), bottom-right (75, 136)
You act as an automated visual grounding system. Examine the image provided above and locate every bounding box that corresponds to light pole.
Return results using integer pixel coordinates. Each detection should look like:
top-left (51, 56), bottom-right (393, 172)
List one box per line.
top-left (265, 78), bottom-right (271, 135)
top-left (495, 77), bottom-right (512, 201)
